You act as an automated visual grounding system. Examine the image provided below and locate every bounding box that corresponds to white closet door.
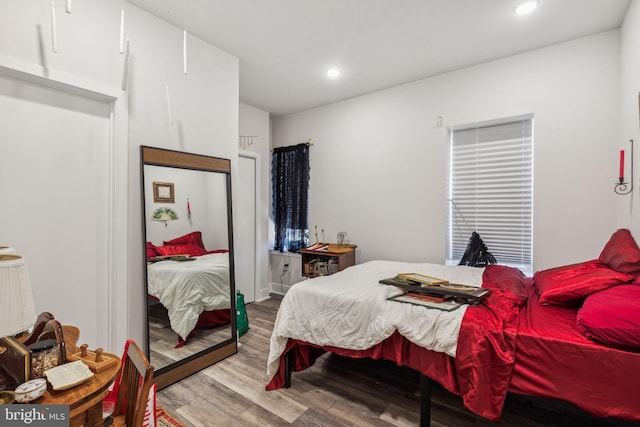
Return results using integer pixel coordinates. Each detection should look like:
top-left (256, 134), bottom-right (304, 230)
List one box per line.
top-left (0, 75), bottom-right (111, 348)
top-left (236, 154), bottom-right (257, 302)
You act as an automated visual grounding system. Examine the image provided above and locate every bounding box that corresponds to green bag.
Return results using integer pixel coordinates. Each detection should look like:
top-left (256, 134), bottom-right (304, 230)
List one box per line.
top-left (236, 291), bottom-right (249, 337)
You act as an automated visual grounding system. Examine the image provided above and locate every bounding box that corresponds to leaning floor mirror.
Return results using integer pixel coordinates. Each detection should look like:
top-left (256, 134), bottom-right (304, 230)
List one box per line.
top-left (140, 145), bottom-right (237, 389)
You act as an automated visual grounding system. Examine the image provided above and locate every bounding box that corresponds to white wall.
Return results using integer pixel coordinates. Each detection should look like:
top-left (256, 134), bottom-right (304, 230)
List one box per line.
top-left (269, 251), bottom-right (304, 295)
top-left (619, 0), bottom-right (640, 237)
top-left (0, 78), bottom-right (114, 351)
top-left (143, 166), bottom-right (228, 251)
top-left (0, 0), bottom-right (238, 351)
top-left (272, 30), bottom-right (622, 273)
top-left (238, 103), bottom-right (271, 299)
top-left (126, 6), bottom-right (238, 348)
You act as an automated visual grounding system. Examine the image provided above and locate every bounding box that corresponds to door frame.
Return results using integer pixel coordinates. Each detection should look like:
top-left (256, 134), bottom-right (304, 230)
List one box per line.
top-left (238, 150), bottom-right (260, 302)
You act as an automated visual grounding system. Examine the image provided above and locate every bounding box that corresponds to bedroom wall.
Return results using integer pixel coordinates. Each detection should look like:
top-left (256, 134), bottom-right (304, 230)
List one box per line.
top-left (0, 0), bottom-right (238, 350)
top-left (272, 30), bottom-right (622, 273)
top-left (619, 0), bottom-right (640, 238)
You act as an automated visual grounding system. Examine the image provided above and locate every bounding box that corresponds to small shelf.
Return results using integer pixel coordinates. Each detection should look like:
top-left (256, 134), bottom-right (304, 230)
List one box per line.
top-left (298, 244), bottom-right (356, 278)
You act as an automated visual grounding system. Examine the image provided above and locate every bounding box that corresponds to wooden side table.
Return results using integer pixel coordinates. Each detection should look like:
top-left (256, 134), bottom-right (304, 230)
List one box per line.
top-left (38, 355), bottom-right (121, 427)
top-left (298, 244), bottom-right (357, 278)
top-left (16, 326), bottom-right (121, 427)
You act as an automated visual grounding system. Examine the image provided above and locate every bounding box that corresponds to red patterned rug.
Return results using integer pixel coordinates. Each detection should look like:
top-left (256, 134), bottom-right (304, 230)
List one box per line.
top-left (156, 406), bottom-right (184, 427)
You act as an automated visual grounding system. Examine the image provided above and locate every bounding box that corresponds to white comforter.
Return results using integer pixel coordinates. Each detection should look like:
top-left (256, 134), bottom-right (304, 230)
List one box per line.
top-left (267, 260), bottom-right (485, 378)
top-left (147, 252), bottom-right (230, 340)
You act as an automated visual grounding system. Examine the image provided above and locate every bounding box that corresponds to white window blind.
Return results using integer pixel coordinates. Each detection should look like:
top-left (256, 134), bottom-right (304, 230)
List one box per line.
top-left (447, 115), bottom-right (533, 274)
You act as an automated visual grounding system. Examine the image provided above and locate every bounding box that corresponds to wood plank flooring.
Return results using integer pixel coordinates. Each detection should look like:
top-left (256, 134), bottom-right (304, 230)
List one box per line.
top-left (156, 296), bottom-right (639, 427)
top-left (148, 299), bottom-right (232, 370)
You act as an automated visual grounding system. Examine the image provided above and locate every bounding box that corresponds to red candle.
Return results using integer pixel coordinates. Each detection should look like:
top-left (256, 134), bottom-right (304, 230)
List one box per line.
top-left (619, 150), bottom-right (625, 179)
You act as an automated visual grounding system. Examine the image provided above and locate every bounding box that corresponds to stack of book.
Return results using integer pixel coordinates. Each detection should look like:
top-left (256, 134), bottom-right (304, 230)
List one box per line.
top-left (305, 243), bottom-right (330, 251)
top-left (380, 273), bottom-right (490, 311)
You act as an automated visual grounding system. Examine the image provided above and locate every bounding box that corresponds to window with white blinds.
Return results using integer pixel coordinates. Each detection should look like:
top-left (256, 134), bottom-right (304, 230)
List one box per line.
top-left (447, 115), bottom-right (533, 274)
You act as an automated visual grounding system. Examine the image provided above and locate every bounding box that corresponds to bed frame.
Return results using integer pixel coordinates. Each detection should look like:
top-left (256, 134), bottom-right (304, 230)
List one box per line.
top-left (284, 352), bottom-right (435, 425)
top-left (268, 262), bottom-right (640, 426)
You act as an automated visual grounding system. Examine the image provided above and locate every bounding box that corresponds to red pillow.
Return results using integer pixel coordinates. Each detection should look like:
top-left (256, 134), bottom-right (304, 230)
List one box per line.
top-left (577, 283), bottom-right (640, 349)
top-left (204, 249), bottom-right (229, 255)
top-left (482, 264), bottom-right (527, 302)
top-left (155, 243), bottom-right (208, 257)
top-left (146, 242), bottom-right (159, 260)
top-left (599, 229), bottom-right (640, 276)
top-left (533, 260), bottom-right (634, 306)
top-left (164, 231), bottom-right (206, 250)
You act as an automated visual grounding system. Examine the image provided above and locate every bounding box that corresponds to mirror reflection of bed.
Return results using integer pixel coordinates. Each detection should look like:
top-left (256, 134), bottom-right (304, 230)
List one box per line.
top-left (141, 146), bottom-right (237, 388)
top-left (145, 243), bottom-right (231, 371)
top-left (147, 295), bottom-right (230, 370)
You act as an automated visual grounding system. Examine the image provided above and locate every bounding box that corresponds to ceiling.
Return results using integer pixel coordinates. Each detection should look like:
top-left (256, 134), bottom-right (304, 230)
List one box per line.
top-left (127, 0), bottom-right (631, 117)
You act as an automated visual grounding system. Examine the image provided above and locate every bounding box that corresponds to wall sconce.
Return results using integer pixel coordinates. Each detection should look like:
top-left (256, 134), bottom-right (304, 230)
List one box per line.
top-left (615, 139), bottom-right (634, 195)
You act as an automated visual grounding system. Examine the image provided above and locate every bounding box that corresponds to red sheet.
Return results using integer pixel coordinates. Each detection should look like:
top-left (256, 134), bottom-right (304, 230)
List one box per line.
top-left (509, 284), bottom-right (640, 421)
top-left (266, 265), bottom-right (640, 422)
top-left (267, 265), bottom-right (525, 421)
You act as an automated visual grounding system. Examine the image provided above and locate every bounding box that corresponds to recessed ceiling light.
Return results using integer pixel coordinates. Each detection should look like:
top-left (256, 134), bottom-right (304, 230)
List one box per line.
top-left (514, 0), bottom-right (539, 15)
top-left (327, 68), bottom-right (341, 78)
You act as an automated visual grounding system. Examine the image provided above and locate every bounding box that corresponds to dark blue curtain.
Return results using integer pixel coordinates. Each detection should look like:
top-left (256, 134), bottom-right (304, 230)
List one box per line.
top-left (272, 143), bottom-right (310, 252)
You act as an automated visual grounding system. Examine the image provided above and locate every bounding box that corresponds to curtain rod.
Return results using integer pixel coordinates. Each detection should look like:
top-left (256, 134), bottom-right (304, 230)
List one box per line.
top-left (271, 138), bottom-right (313, 152)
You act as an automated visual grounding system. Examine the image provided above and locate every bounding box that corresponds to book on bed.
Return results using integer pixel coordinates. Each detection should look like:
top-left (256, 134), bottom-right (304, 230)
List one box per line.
top-left (397, 273), bottom-right (449, 285)
top-left (387, 293), bottom-right (462, 311)
top-left (380, 275), bottom-right (490, 302)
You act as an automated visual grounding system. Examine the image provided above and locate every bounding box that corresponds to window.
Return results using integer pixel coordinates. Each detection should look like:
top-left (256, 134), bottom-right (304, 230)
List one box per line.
top-left (272, 143), bottom-right (310, 252)
top-left (447, 115), bottom-right (533, 274)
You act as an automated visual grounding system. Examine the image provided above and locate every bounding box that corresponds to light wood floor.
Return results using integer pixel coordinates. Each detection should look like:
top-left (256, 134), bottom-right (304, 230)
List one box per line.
top-left (148, 299), bottom-right (231, 371)
top-left (156, 296), bottom-right (638, 427)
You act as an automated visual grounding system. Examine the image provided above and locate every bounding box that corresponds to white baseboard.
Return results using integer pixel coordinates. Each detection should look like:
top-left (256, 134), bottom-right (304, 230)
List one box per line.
top-left (254, 287), bottom-right (272, 302)
top-left (269, 281), bottom-right (294, 295)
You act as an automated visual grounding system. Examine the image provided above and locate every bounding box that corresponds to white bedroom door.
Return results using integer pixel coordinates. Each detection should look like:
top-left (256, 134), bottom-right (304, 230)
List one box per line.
top-left (236, 153), bottom-right (257, 302)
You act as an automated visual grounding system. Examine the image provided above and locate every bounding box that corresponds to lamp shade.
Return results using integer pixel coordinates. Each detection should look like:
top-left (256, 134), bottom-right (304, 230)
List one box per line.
top-left (0, 246), bottom-right (15, 255)
top-left (0, 254), bottom-right (37, 337)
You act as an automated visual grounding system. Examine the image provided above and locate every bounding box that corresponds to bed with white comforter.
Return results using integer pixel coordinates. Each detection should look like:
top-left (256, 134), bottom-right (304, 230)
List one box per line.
top-left (267, 260), bottom-right (484, 378)
top-left (147, 252), bottom-right (230, 340)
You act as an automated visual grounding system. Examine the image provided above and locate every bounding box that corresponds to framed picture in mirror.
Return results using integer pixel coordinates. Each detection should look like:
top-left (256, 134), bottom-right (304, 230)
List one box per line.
top-left (153, 182), bottom-right (174, 203)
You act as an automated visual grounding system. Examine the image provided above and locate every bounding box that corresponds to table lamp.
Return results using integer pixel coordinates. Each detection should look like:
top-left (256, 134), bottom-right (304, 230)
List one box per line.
top-left (0, 254), bottom-right (37, 354)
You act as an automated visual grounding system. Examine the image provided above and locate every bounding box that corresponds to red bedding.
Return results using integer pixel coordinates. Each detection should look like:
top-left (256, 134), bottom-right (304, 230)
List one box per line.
top-left (266, 265), bottom-right (640, 422)
top-left (267, 265), bottom-right (525, 420)
top-left (509, 284), bottom-right (640, 421)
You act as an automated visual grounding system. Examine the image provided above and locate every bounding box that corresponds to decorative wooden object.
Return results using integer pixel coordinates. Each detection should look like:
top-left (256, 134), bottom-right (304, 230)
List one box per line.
top-left (39, 351), bottom-right (121, 427)
top-left (68, 344), bottom-right (118, 373)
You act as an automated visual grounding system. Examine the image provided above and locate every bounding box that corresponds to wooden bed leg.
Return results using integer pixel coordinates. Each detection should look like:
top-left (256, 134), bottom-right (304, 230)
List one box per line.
top-left (419, 374), bottom-right (431, 427)
top-left (284, 351), bottom-right (292, 389)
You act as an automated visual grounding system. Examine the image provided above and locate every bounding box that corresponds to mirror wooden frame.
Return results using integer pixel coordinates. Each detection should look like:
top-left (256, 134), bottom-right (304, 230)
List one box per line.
top-left (140, 145), bottom-right (237, 389)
